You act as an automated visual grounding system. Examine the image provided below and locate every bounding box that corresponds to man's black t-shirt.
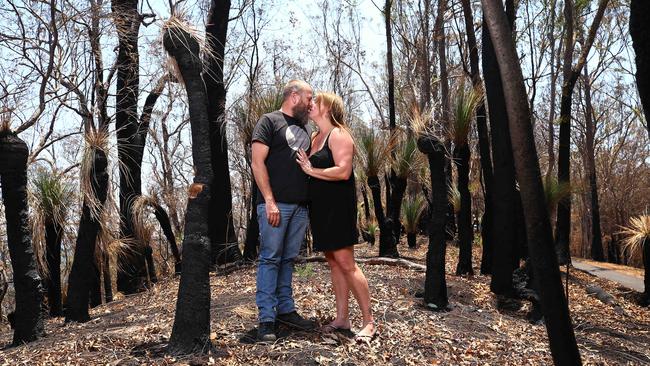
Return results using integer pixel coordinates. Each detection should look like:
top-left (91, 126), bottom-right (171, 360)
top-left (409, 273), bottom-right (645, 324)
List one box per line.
top-left (251, 110), bottom-right (312, 205)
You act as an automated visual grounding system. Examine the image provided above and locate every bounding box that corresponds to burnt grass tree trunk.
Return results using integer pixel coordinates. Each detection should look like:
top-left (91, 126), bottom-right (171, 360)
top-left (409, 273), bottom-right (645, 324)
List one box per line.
top-left (90, 262), bottom-right (102, 308)
top-left (165, 24), bottom-right (215, 354)
top-left (482, 12), bottom-right (519, 296)
top-left (454, 143), bottom-right (473, 275)
top-left (460, 0), bottom-right (495, 276)
top-left (243, 179), bottom-right (259, 262)
top-left (482, 0), bottom-right (582, 362)
top-left (630, 0), bottom-right (650, 139)
top-left (45, 221), bottom-right (64, 316)
top-left (419, 136), bottom-right (448, 309)
top-left (65, 147), bottom-right (109, 322)
top-left (0, 132), bottom-right (46, 345)
top-left (369, 176), bottom-right (398, 257)
top-left (205, 0), bottom-right (241, 266)
top-left (113, 0), bottom-right (147, 294)
top-left (151, 201), bottom-right (182, 273)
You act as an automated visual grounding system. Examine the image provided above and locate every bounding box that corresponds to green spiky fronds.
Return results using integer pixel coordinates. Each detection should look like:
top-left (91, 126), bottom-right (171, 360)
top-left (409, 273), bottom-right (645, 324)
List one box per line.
top-left (391, 133), bottom-right (423, 179)
top-left (357, 127), bottom-right (391, 178)
top-left (402, 194), bottom-right (426, 234)
top-left (619, 214), bottom-right (650, 261)
top-left (31, 169), bottom-right (73, 226)
top-left (29, 168), bottom-right (74, 278)
top-left (451, 83), bottom-right (483, 146)
top-left (367, 221), bottom-right (379, 237)
top-left (448, 184), bottom-right (461, 214)
top-left (543, 175), bottom-right (572, 214)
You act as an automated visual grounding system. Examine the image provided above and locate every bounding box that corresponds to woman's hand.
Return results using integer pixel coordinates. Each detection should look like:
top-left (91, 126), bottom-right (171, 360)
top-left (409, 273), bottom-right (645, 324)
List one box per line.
top-left (296, 149), bottom-right (314, 176)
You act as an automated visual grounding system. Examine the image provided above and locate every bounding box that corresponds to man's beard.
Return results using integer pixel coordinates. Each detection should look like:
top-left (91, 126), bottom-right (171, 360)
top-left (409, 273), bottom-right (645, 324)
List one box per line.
top-left (292, 103), bottom-right (310, 124)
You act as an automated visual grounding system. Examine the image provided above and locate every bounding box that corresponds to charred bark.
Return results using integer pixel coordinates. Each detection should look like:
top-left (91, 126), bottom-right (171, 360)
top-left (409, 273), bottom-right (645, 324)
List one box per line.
top-left (243, 180), bottom-right (259, 262)
top-left (205, 0), bottom-right (241, 266)
top-left (482, 14), bottom-right (519, 296)
top-left (454, 144), bottom-right (473, 275)
top-left (630, 0), bottom-right (650, 139)
top-left (151, 202), bottom-right (181, 273)
top-left (113, 0), bottom-right (146, 294)
top-left (369, 176), bottom-right (398, 257)
top-left (165, 24), bottom-right (214, 355)
top-left (0, 132), bottom-right (46, 345)
top-left (482, 0), bottom-right (582, 362)
top-left (45, 222), bottom-right (63, 316)
top-left (419, 136), bottom-right (448, 309)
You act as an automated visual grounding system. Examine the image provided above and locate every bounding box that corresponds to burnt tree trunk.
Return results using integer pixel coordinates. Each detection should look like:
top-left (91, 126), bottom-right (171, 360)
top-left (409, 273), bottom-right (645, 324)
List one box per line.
top-left (460, 0), bottom-right (494, 275)
top-left (630, 0), bottom-right (650, 139)
top-left (407, 232), bottom-right (417, 249)
top-left (90, 261), bottom-right (102, 308)
top-left (243, 179), bottom-right (259, 262)
top-left (419, 136), bottom-right (448, 309)
top-left (454, 144), bottom-right (473, 275)
top-left (165, 24), bottom-right (215, 355)
top-left (205, 0), bottom-right (241, 266)
top-left (0, 132), bottom-right (46, 345)
top-left (582, 69), bottom-right (604, 262)
top-left (555, 0), bottom-right (609, 265)
top-left (482, 0), bottom-right (582, 362)
top-left (388, 175), bottom-right (407, 244)
top-left (113, 0), bottom-right (146, 294)
top-left (65, 147), bottom-right (109, 322)
top-left (369, 176), bottom-right (398, 257)
top-left (45, 221), bottom-right (63, 316)
top-left (482, 10), bottom-right (519, 296)
top-left (151, 202), bottom-right (182, 273)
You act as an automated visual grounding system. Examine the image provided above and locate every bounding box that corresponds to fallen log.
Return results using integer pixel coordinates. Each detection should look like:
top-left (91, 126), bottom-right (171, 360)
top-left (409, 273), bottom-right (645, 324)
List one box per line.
top-left (298, 256), bottom-right (426, 272)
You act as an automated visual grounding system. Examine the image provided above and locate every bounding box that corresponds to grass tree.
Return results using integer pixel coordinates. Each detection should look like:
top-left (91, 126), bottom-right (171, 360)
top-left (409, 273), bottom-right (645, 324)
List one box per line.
top-left (358, 127), bottom-right (396, 257)
top-left (402, 194), bottom-right (426, 248)
top-left (451, 83), bottom-right (483, 275)
top-left (410, 107), bottom-right (449, 310)
top-left (65, 129), bottom-right (110, 323)
top-left (620, 214), bottom-right (650, 306)
top-left (388, 134), bottom-right (422, 244)
top-left (163, 17), bottom-right (214, 354)
top-left (630, 0), bottom-right (650, 139)
top-left (0, 126), bottom-right (45, 345)
top-left (31, 168), bottom-right (73, 317)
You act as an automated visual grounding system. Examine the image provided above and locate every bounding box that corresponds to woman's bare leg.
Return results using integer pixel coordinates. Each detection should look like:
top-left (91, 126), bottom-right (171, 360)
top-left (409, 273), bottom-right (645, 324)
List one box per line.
top-left (325, 251), bottom-right (350, 328)
top-left (331, 247), bottom-right (375, 336)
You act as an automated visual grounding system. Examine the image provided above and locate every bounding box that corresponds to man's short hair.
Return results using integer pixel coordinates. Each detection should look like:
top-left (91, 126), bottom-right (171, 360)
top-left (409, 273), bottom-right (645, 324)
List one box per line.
top-left (283, 80), bottom-right (310, 100)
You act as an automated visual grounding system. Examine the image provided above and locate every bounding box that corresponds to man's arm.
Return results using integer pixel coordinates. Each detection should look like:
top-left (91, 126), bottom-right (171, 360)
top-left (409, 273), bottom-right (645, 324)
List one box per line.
top-left (251, 141), bottom-right (280, 227)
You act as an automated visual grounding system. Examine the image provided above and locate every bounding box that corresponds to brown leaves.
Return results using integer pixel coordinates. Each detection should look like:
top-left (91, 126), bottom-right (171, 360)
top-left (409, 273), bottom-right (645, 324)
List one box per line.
top-left (1, 241), bottom-right (649, 365)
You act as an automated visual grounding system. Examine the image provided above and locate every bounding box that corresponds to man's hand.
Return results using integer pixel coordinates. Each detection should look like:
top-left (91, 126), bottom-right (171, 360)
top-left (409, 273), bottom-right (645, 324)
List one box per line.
top-left (265, 199), bottom-right (281, 227)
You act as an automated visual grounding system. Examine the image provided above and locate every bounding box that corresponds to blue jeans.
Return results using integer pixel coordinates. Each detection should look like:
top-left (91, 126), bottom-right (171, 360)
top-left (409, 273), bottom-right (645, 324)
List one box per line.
top-left (256, 202), bottom-right (308, 323)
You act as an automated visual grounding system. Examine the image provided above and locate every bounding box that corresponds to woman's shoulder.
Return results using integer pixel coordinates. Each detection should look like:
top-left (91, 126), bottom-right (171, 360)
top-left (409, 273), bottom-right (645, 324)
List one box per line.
top-left (328, 127), bottom-right (354, 148)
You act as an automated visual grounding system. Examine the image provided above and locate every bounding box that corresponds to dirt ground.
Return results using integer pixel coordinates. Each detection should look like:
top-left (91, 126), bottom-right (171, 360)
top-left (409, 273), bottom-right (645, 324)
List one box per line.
top-left (1, 239), bottom-right (649, 365)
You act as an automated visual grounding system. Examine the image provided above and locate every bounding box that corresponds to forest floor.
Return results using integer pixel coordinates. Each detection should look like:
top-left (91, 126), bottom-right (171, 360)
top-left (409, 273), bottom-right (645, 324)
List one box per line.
top-left (1, 237), bottom-right (649, 365)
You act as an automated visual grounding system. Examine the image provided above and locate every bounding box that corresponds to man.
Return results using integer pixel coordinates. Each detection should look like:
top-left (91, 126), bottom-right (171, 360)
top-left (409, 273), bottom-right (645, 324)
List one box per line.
top-left (251, 80), bottom-right (316, 342)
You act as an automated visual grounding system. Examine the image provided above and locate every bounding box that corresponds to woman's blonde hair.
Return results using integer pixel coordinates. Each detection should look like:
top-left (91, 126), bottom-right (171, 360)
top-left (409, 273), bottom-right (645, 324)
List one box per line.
top-left (316, 92), bottom-right (347, 129)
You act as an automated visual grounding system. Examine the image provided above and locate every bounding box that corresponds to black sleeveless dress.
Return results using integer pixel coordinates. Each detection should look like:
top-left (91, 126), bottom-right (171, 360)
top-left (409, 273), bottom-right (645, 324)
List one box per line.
top-left (308, 131), bottom-right (359, 252)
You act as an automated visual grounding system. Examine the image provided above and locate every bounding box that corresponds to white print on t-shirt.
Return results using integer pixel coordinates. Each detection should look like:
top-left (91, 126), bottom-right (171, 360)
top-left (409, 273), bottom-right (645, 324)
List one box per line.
top-left (285, 125), bottom-right (310, 152)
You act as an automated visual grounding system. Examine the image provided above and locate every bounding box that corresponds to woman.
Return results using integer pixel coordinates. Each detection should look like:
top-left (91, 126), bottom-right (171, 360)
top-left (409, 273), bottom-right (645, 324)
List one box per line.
top-left (296, 92), bottom-right (376, 342)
